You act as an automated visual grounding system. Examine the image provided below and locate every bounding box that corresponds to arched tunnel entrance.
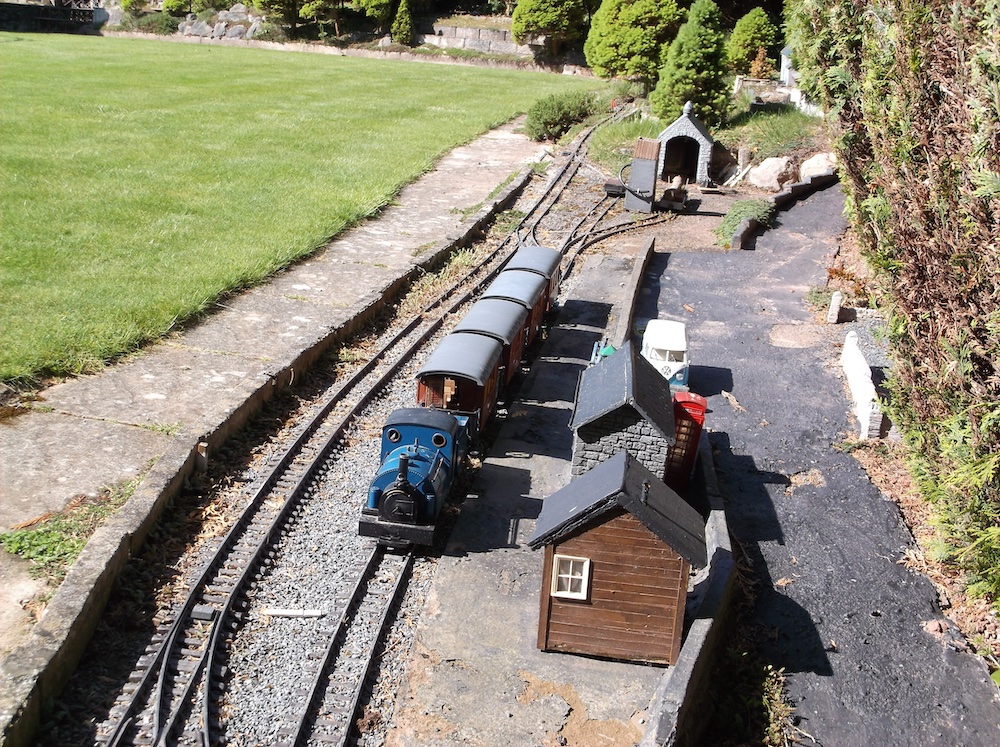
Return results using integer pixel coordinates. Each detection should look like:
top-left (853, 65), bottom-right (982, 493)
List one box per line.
top-left (661, 136), bottom-right (700, 183)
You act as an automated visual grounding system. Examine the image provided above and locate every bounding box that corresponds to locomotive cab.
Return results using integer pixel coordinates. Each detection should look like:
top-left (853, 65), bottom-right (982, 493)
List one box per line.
top-left (359, 408), bottom-right (468, 547)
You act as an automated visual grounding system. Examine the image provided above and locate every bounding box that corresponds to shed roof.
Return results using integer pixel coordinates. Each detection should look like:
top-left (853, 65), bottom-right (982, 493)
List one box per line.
top-left (452, 298), bottom-right (528, 345)
top-left (569, 339), bottom-right (676, 442)
top-left (527, 450), bottom-right (706, 567)
top-left (505, 245), bottom-right (562, 280)
top-left (481, 269), bottom-right (547, 309)
top-left (415, 332), bottom-right (502, 387)
top-left (656, 101), bottom-right (714, 147)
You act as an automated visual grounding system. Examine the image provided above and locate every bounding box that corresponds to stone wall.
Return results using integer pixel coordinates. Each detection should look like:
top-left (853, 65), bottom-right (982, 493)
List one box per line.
top-left (177, 3), bottom-right (263, 40)
top-left (415, 24), bottom-right (536, 56)
top-left (572, 409), bottom-right (670, 480)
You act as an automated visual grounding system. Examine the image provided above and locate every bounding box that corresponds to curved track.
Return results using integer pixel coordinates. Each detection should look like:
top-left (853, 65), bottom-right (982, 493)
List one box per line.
top-left (91, 117), bottom-right (662, 746)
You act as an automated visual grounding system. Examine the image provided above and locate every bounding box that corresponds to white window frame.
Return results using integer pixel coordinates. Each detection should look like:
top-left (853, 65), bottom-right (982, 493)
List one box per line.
top-left (550, 554), bottom-right (591, 600)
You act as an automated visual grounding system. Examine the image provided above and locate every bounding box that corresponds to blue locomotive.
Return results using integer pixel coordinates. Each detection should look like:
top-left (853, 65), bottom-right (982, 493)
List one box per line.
top-left (359, 245), bottom-right (562, 548)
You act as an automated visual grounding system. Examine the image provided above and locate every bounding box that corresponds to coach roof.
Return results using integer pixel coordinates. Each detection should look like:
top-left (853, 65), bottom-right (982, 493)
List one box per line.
top-left (415, 332), bottom-right (502, 387)
top-left (505, 245), bottom-right (561, 280)
top-left (452, 299), bottom-right (529, 345)
top-left (480, 269), bottom-right (547, 309)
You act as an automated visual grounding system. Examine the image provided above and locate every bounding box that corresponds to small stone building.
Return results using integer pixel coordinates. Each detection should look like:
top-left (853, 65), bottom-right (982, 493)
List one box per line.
top-left (527, 450), bottom-right (707, 665)
top-left (655, 101), bottom-right (715, 187)
top-left (570, 340), bottom-right (675, 480)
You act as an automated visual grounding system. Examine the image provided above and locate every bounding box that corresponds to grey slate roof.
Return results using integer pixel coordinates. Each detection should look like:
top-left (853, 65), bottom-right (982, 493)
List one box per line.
top-left (415, 332), bottom-right (502, 387)
top-left (526, 450), bottom-right (707, 567)
top-left (569, 339), bottom-right (676, 443)
top-left (655, 101), bottom-right (714, 148)
top-left (505, 245), bottom-right (561, 280)
top-left (480, 269), bottom-right (547, 309)
top-left (452, 298), bottom-right (528, 345)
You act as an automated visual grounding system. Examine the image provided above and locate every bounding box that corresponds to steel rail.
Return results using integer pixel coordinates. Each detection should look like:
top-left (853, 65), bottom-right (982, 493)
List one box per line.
top-left (102, 117), bottom-right (633, 746)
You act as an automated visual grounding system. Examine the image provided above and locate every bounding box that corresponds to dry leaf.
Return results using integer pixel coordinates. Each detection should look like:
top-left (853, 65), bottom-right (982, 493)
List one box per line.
top-left (722, 390), bottom-right (747, 412)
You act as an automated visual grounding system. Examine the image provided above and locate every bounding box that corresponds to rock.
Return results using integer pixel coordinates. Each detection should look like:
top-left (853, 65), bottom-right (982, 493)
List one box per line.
top-left (212, 21), bottom-right (227, 38)
top-left (757, 90), bottom-right (790, 105)
top-left (748, 156), bottom-right (796, 191)
top-left (225, 24), bottom-right (246, 38)
top-left (800, 152), bottom-right (838, 181)
top-left (188, 20), bottom-right (213, 37)
top-left (230, 2), bottom-right (247, 11)
top-left (246, 20), bottom-right (261, 39)
top-left (218, 9), bottom-right (248, 22)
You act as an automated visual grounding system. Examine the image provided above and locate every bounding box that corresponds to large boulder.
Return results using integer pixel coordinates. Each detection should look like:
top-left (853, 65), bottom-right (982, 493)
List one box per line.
top-left (185, 20), bottom-right (213, 36)
top-left (748, 157), bottom-right (796, 191)
top-left (800, 152), bottom-right (838, 181)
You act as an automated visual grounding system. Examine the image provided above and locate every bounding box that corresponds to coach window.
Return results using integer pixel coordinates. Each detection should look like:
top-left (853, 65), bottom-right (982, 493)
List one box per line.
top-left (550, 554), bottom-right (591, 600)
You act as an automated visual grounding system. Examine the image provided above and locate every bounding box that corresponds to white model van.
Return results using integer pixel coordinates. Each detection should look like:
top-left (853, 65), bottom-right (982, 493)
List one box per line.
top-left (640, 319), bottom-right (689, 388)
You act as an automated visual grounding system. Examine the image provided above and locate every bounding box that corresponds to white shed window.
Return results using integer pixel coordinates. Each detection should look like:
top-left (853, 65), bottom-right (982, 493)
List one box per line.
top-left (551, 554), bottom-right (591, 600)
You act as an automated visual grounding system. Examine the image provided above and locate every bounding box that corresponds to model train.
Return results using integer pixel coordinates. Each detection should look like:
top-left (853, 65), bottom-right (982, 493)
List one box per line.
top-left (359, 245), bottom-right (561, 548)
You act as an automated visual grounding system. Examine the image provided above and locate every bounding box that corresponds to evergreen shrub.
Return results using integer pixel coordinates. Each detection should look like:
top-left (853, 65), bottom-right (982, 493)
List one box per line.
top-left (650, 0), bottom-right (729, 126)
top-left (714, 198), bottom-right (774, 246)
top-left (525, 90), bottom-right (593, 141)
top-left (135, 12), bottom-right (181, 33)
top-left (161, 0), bottom-right (189, 16)
top-left (390, 0), bottom-right (414, 45)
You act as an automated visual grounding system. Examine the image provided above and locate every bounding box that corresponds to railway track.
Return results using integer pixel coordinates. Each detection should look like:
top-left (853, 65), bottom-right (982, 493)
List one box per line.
top-left (75, 117), bottom-right (666, 747)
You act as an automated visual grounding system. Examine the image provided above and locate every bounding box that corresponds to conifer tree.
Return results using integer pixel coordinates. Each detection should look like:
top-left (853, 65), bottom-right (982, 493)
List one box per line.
top-left (391, 0), bottom-right (414, 45)
top-left (725, 7), bottom-right (777, 74)
top-left (512, 0), bottom-right (589, 56)
top-left (584, 0), bottom-right (683, 91)
top-left (649, 0), bottom-right (729, 125)
top-left (356, 0), bottom-right (393, 32)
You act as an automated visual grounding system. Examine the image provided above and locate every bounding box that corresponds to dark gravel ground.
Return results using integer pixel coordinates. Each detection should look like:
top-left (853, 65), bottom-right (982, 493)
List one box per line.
top-left (641, 185), bottom-right (1000, 745)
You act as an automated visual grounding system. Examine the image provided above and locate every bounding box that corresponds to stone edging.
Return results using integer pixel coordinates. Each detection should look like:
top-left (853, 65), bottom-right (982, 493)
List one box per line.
top-left (0, 166), bottom-right (537, 747)
top-left (641, 434), bottom-right (735, 746)
top-left (612, 235), bottom-right (657, 348)
top-left (730, 171), bottom-right (840, 250)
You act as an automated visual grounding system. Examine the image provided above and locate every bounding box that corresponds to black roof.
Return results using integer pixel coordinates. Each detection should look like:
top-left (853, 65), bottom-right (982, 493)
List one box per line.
top-left (415, 332), bottom-right (502, 386)
top-left (527, 450), bottom-right (706, 567)
top-left (452, 298), bottom-right (528, 345)
top-left (505, 245), bottom-right (561, 280)
top-left (480, 269), bottom-right (547, 309)
top-left (569, 339), bottom-right (676, 442)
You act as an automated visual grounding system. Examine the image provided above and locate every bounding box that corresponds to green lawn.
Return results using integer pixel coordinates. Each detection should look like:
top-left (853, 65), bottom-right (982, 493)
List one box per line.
top-left (0, 33), bottom-right (598, 384)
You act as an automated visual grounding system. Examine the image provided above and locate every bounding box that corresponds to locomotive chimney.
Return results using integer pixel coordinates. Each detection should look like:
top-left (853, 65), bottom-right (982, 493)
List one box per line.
top-left (396, 453), bottom-right (409, 484)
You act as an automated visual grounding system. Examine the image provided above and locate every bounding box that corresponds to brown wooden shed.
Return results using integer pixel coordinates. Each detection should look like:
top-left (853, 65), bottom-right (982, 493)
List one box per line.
top-left (527, 450), bottom-right (707, 665)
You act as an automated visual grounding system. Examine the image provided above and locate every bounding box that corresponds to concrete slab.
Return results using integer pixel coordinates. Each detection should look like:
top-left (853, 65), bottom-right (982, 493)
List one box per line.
top-left (0, 412), bottom-right (170, 528)
top-left (42, 346), bottom-right (275, 432)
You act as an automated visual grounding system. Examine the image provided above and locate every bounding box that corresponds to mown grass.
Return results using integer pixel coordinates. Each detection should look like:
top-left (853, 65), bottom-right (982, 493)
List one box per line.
top-left (0, 33), bottom-right (599, 384)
